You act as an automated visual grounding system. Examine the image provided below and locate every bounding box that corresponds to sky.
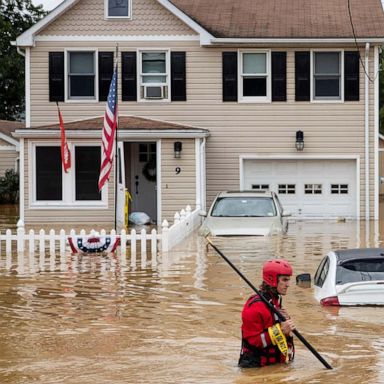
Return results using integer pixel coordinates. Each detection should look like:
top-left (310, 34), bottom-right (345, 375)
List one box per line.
top-left (31, 0), bottom-right (64, 11)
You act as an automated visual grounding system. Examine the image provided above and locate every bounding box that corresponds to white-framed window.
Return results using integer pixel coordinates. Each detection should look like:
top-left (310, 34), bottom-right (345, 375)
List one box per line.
top-left (331, 184), bottom-right (349, 194)
top-left (305, 184), bottom-right (322, 194)
top-left (239, 50), bottom-right (271, 102)
top-left (139, 50), bottom-right (170, 101)
top-left (312, 51), bottom-right (343, 101)
top-left (278, 184), bottom-right (296, 194)
top-left (105, 0), bottom-right (132, 18)
top-left (66, 50), bottom-right (97, 101)
top-left (31, 142), bottom-right (107, 208)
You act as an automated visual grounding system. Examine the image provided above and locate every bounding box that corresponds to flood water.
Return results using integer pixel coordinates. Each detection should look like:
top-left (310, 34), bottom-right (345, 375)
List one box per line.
top-left (1, 218), bottom-right (384, 383)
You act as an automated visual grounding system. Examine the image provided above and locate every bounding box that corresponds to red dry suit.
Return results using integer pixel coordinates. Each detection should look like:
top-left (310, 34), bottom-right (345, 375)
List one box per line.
top-left (238, 292), bottom-right (295, 368)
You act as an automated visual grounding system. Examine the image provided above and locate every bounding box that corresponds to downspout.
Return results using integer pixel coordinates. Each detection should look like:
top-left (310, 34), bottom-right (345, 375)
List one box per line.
top-left (17, 46), bottom-right (25, 57)
top-left (16, 46), bottom-right (26, 225)
top-left (201, 137), bottom-right (206, 211)
top-left (365, 43), bottom-right (370, 220)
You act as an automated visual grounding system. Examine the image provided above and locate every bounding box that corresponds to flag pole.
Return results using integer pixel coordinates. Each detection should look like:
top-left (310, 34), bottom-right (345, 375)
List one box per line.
top-left (114, 44), bottom-right (119, 231)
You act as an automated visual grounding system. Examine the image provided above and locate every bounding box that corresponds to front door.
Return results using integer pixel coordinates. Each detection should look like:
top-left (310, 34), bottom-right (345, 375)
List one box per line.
top-left (128, 142), bottom-right (157, 223)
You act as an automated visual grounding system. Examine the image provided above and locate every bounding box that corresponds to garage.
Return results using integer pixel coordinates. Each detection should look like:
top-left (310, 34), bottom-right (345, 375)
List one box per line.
top-left (242, 158), bottom-right (358, 219)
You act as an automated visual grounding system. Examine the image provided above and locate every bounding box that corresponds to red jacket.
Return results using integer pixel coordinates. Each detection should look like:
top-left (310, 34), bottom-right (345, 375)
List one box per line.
top-left (239, 293), bottom-right (294, 368)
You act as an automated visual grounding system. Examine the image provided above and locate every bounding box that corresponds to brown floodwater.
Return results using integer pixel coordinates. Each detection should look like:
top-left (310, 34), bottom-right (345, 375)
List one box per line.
top-left (0, 217), bottom-right (384, 384)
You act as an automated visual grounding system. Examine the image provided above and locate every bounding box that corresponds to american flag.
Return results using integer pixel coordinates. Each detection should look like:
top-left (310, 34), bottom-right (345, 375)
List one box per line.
top-left (98, 63), bottom-right (118, 191)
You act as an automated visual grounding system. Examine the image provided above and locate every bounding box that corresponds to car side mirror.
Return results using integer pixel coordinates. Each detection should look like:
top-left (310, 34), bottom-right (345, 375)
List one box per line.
top-left (282, 211), bottom-right (292, 217)
top-left (296, 273), bottom-right (311, 288)
top-left (199, 210), bottom-right (207, 217)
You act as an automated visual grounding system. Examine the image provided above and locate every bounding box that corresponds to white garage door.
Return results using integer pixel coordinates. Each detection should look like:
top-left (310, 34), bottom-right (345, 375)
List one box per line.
top-left (243, 159), bottom-right (357, 219)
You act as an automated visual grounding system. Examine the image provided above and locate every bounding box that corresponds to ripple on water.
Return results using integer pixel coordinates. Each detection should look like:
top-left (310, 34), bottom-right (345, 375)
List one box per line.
top-left (0, 222), bottom-right (384, 383)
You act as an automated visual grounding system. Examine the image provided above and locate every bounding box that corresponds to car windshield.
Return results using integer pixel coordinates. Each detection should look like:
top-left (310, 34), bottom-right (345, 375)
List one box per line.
top-left (210, 197), bottom-right (277, 217)
top-left (336, 258), bottom-right (384, 285)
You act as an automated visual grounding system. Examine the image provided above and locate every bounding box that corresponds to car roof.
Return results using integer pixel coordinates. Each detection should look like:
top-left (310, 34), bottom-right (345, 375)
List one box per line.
top-left (217, 190), bottom-right (274, 198)
top-left (334, 248), bottom-right (384, 262)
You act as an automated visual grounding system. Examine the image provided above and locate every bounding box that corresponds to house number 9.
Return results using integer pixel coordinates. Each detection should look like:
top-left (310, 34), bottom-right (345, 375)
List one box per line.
top-left (175, 167), bottom-right (181, 174)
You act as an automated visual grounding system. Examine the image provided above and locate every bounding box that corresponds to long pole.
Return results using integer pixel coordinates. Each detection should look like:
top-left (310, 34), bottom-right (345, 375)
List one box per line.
top-left (206, 238), bottom-right (333, 370)
top-left (114, 44), bottom-right (119, 231)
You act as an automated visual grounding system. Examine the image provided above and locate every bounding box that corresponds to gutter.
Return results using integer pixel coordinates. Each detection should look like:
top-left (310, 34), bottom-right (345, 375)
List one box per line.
top-left (365, 42), bottom-right (370, 220)
top-left (13, 129), bottom-right (210, 139)
top-left (206, 38), bottom-right (384, 46)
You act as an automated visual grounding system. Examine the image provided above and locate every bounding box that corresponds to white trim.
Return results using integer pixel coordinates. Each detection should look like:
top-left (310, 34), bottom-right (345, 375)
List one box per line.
top-left (19, 138), bottom-right (25, 222)
top-left (238, 50), bottom-right (271, 103)
top-left (209, 38), bottom-right (384, 46)
top-left (16, 0), bottom-right (81, 46)
top-left (0, 132), bottom-right (19, 148)
top-left (374, 45), bottom-right (379, 220)
top-left (25, 47), bottom-right (31, 127)
top-left (156, 0), bottom-right (213, 45)
top-left (35, 35), bottom-right (199, 42)
top-left (64, 48), bottom-right (99, 102)
top-left (311, 49), bottom-right (344, 103)
top-left (104, 0), bottom-right (132, 20)
top-left (239, 154), bottom-right (360, 219)
top-left (365, 43), bottom-right (370, 220)
top-left (29, 140), bottom-right (108, 209)
top-left (157, 140), bottom-right (162, 223)
top-left (14, 129), bottom-right (209, 139)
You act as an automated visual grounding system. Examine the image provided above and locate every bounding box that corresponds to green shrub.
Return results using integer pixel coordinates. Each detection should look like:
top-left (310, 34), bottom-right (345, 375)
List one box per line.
top-left (0, 169), bottom-right (19, 204)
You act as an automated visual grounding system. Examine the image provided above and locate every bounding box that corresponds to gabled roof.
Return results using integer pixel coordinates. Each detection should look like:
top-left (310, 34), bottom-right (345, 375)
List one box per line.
top-left (13, 116), bottom-right (210, 139)
top-left (15, 0), bottom-right (384, 47)
top-left (170, 0), bottom-right (384, 39)
top-left (15, 0), bottom-right (213, 47)
top-left (0, 120), bottom-right (23, 147)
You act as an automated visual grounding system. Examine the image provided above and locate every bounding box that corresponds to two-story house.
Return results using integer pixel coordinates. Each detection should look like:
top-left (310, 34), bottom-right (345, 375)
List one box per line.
top-left (14, 0), bottom-right (384, 228)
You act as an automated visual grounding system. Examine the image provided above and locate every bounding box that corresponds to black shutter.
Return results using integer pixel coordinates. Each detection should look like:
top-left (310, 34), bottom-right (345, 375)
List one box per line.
top-left (272, 52), bottom-right (287, 102)
top-left (98, 52), bottom-right (114, 102)
top-left (121, 52), bottom-right (137, 101)
top-left (49, 52), bottom-right (64, 102)
top-left (222, 52), bottom-right (238, 102)
top-left (295, 52), bottom-right (310, 101)
top-left (344, 51), bottom-right (360, 101)
top-left (171, 52), bottom-right (186, 101)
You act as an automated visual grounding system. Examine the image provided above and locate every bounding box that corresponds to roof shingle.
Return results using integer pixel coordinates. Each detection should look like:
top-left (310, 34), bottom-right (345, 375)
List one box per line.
top-left (170, 0), bottom-right (384, 38)
top-left (0, 120), bottom-right (24, 138)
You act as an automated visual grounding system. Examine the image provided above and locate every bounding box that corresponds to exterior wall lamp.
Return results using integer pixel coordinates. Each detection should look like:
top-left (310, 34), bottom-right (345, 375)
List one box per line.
top-left (295, 130), bottom-right (304, 151)
top-left (174, 141), bottom-right (182, 158)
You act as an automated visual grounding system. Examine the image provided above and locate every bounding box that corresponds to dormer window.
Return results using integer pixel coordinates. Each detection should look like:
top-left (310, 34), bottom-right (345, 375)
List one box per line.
top-left (106, 0), bottom-right (131, 18)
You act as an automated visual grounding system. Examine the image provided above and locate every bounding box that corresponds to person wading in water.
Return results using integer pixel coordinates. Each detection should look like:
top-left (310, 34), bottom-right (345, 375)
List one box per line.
top-left (238, 259), bottom-right (296, 368)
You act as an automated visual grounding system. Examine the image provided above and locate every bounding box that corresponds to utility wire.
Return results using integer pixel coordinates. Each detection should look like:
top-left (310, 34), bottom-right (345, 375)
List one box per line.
top-left (347, 0), bottom-right (380, 83)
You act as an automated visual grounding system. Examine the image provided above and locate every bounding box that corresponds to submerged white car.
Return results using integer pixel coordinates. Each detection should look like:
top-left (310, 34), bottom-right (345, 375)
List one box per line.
top-left (313, 248), bottom-right (384, 306)
top-left (198, 191), bottom-right (290, 236)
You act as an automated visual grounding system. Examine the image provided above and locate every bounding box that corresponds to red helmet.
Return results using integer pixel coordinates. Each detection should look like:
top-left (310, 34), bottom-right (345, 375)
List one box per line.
top-left (262, 259), bottom-right (293, 287)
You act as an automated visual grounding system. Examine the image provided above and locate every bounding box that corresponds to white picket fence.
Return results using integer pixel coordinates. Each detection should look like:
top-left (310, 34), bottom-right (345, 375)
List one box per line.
top-left (0, 205), bottom-right (202, 259)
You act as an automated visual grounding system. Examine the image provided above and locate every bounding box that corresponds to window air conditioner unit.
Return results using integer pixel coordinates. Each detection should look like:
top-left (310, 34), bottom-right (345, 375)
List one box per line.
top-left (144, 85), bottom-right (164, 99)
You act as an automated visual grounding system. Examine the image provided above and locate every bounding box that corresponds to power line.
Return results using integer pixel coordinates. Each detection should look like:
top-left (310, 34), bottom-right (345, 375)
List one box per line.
top-left (347, 0), bottom-right (380, 83)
